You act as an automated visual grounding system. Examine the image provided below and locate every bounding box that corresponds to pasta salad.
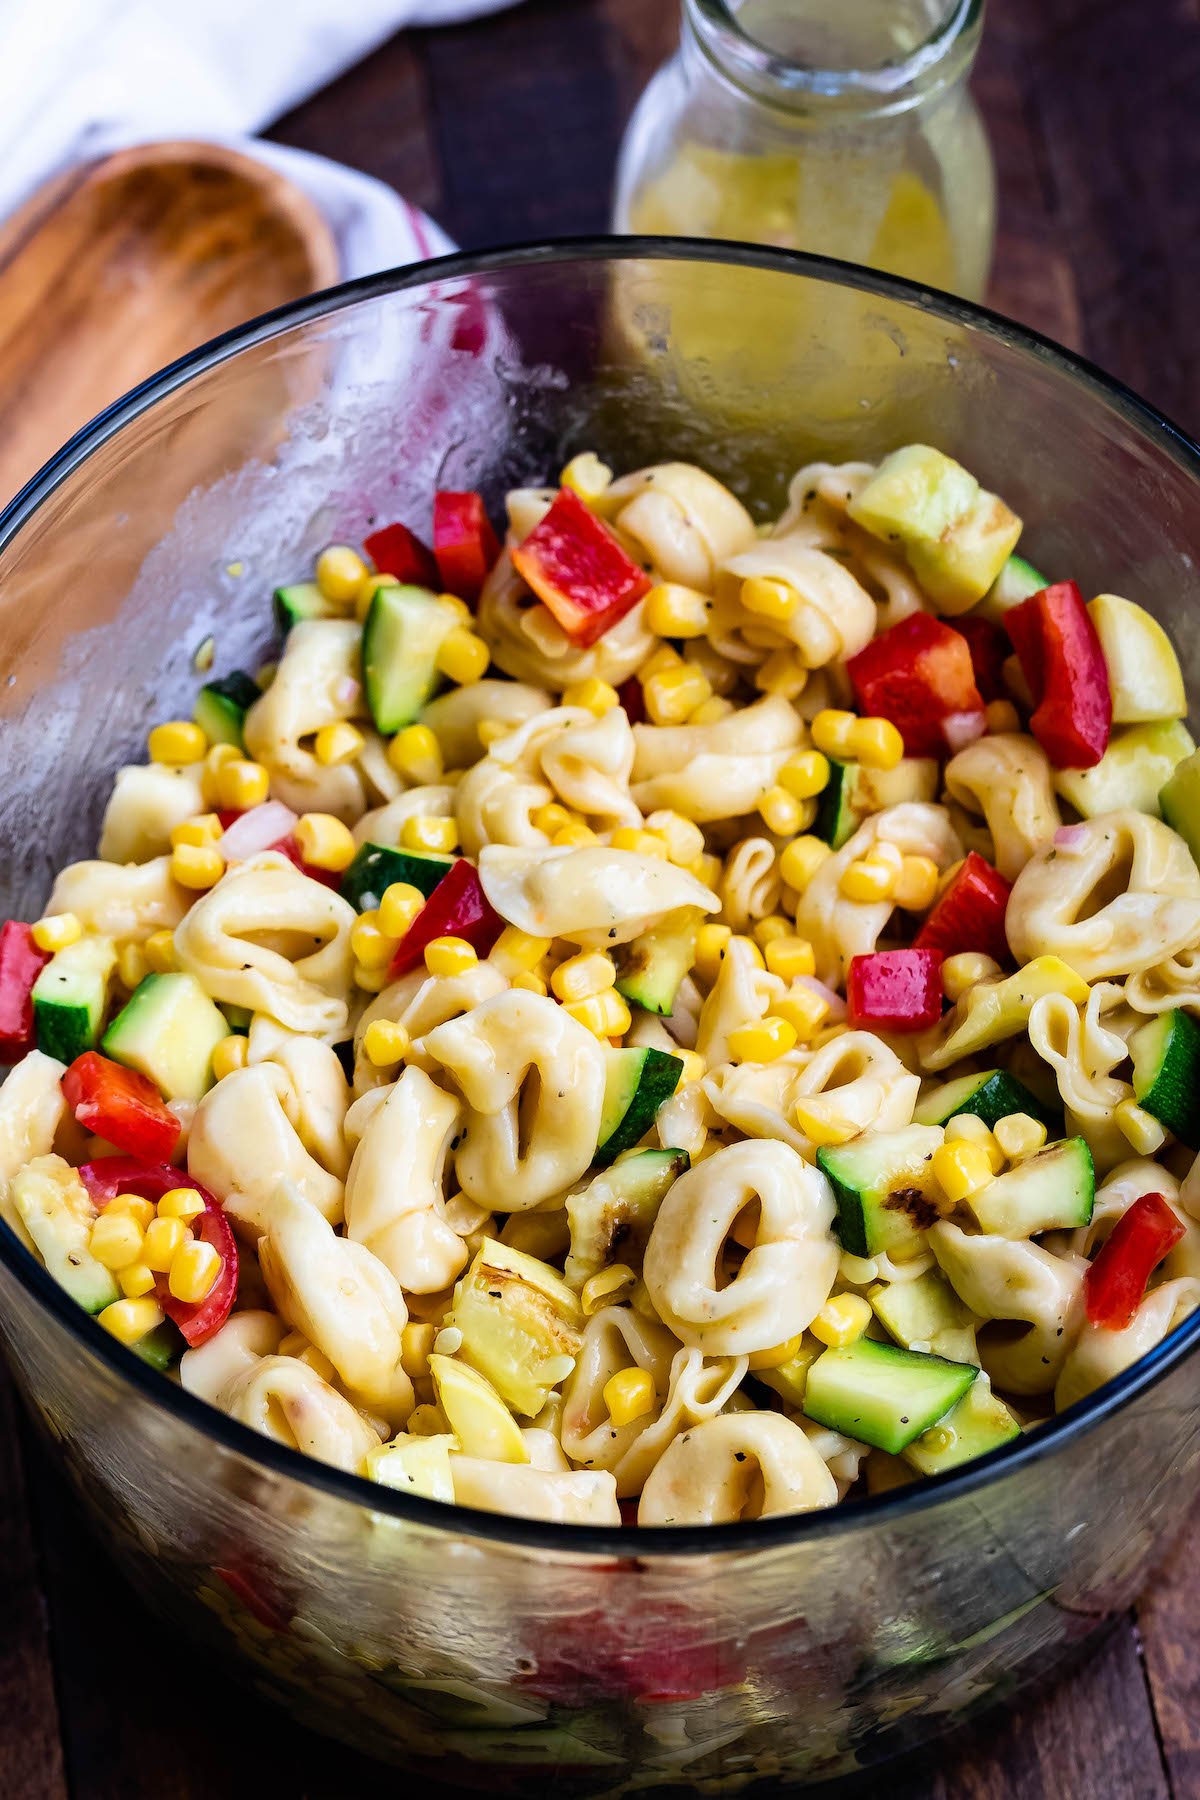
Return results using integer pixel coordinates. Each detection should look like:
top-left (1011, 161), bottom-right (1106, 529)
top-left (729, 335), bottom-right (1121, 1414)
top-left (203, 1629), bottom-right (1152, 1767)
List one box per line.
top-left (3, 443), bottom-right (1200, 1529)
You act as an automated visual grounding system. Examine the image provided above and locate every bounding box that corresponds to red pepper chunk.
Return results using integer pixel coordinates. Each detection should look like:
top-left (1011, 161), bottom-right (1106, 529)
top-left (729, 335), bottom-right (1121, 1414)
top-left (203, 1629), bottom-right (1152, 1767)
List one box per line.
top-left (1005, 581), bottom-right (1111, 768)
top-left (914, 851), bottom-right (1011, 964)
top-left (0, 922), bottom-right (51, 1063)
top-left (954, 614), bottom-right (1009, 704)
top-left (389, 858), bottom-right (504, 977)
top-left (847, 949), bottom-right (944, 1032)
top-left (79, 1158), bottom-right (238, 1347)
top-left (62, 1053), bottom-right (180, 1161)
top-left (363, 520), bottom-right (439, 589)
top-left (846, 613), bottom-right (984, 757)
top-left (433, 490), bottom-right (500, 602)
top-left (1084, 1193), bottom-right (1184, 1331)
top-left (617, 675), bottom-right (646, 724)
top-left (512, 488), bottom-right (652, 649)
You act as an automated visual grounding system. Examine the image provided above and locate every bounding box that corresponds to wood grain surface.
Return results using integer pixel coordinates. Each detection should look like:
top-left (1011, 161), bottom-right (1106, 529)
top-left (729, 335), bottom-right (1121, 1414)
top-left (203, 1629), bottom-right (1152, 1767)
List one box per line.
top-left (1, 2), bottom-right (1196, 1797)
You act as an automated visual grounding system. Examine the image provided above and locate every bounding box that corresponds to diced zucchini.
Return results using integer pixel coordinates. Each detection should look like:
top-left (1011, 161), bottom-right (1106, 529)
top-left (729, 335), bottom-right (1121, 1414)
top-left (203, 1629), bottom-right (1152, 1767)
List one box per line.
top-left (901, 1373), bottom-right (1021, 1475)
top-left (1054, 720), bottom-right (1194, 819)
top-left (818, 1124), bottom-right (945, 1259)
top-left (194, 671), bottom-right (261, 748)
top-left (815, 760), bottom-right (860, 849)
top-left (913, 1068), bottom-right (1059, 1133)
top-left (978, 554), bottom-right (1048, 620)
top-left (595, 1046), bottom-right (682, 1166)
top-left (564, 1148), bottom-right (689, 1289)
top-left (1088, 593), bottom-right (1187, 724)
top-left (964, 1136), bottom-right (1094, 1237)
top-left (11, 1155), bottom-right (119, 1314)
top-left (366, 1432), bottom-right (457, 1502)
top-left (102, 972), bottom-right (228, 1103)
top-left (847, 445), bottom-right (1022, 613)
top-left (868, 1268), bottom-right (978, 1365)
top-left (133, 1319), bottom-right (186, 1372)
top-left (273, 582), bottom-right (336, 631)
top-left (803, 1336), bottom-right (978, 1454)
top-left (614, 906), bottom-right (700, 1016)
top-left (451, 1240), bottom-right (584, 1418)
top-left (1130, 1008), bottom-right (1200, 1146)
top-left (815, 758), bottom-right (939, 850)
top-left (1159, 748), bottom-right (1200, 870)
top-left (340, 842), bottom-right (453, 911)
top-left (33, 935), bottom-right (116, 1063)
top-left (362, 584), bottom-right (459, 733)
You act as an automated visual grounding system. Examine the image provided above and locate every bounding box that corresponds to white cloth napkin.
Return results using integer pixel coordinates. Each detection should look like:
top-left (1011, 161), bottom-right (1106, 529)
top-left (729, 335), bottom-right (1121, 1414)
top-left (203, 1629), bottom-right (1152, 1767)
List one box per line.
top-left (0, 0), bottom-right (519, 274)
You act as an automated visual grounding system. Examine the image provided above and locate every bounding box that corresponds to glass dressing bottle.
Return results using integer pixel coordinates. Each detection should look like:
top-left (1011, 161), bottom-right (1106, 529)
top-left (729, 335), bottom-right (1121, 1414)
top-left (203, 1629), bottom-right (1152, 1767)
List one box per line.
top-left (614, 0), bottom-right (995, 300)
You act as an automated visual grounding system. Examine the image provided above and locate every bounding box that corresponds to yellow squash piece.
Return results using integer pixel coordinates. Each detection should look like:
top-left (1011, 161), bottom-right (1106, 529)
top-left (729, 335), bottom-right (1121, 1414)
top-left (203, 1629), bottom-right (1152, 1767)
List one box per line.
top-left (450, 1240), bottom-right (583, 1418)
top-left (922, 956), bottom-right (1089, 1070)
top-left (366, 1431), bottom-right (459, 1501)
top-left (1087, 593), bottom-right (1187, 723)
top-left (848, 444), bottom-right (1022, 613)
top-left (428, 1356), bottom-right (529, 1464)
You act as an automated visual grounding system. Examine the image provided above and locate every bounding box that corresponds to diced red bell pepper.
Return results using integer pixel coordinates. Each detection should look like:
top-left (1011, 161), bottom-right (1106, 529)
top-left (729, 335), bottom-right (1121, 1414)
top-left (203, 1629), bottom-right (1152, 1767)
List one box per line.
top-left (1084, 1193), bottom-right (1184, 1331)
top-left (433, 490), bottom-right (500, 603)
top-left (846, 613), bottom-right (985, 757)
top-left (847, 949), bottom-right (944, 1032)
top-left (62, 1053), bottom-right (180, 1162)
top-left (79, 1158), bottom-right (238, 1346)
top-left (1005, 580), bottom-right (1111, 768)
top-left (0, 921), bottom-right (51, 1063)
top-left (617, 675), bottom-right (646, 725)
top-left (389, 857), bottom-right (504, 977)
top-left (363, 520), bottom-right (440, 589)
top-left (511, 487), bottom-right (652, 649)
top-left (216, 814), bottom-right (342, 892)
top-left (914, 851), bottom-right (1011, 964)
top-left (954, 614), bottom-right (1009, 704)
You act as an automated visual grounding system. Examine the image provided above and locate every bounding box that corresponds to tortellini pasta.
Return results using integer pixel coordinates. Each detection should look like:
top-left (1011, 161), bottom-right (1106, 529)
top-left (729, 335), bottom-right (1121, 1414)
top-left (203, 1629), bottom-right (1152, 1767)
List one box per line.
top-left (243, 619), bottom-right (368, 821)
top-left (478, 843), bottom-right (717, 948)
top-left (943, 734), bottom-right (1061, 882)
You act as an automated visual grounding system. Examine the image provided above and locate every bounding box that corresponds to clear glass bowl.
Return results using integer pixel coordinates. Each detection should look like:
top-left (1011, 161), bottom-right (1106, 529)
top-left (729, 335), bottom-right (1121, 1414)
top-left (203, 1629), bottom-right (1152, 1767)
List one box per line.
top-left (1, 242), bottom-right (1199, 1795)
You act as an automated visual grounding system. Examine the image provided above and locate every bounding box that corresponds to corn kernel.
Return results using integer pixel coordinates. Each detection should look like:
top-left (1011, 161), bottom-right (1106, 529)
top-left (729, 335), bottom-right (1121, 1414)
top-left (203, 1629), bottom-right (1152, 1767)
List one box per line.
top-left (1116, 1098), bottom-right (1168, 1155)
top-left (603, 1366), bottom-right (655, 1427)
top-left (98, 1297), bottom-right (165, 1345)
top-left (758, 785), bottom-right (810, 838)
top-left (144, 930), bottom-right (178, 974)
top-left (945, 1113), bottom-right (1005, 1172)
top-left (32, 912), bottom-right (82, 953)
top-left (993, 1112), bottom-right (1048, 1161)
top-left (90, 1213), bottom-right (146, 1271)
top-left (741, 575), bottom-right (798, 622)
top-left (199, 741), bottom-right (240, 805)
top-left (170, 813), bottom-right (223, 850)
top-left (552, 823), bottom-right (598, 847)
top-left (764, 935), bottom-right (817, 980)
top-left (676, 1050), bottom-right (706, 1087)
top-left (640, 643), bottom-right (684, 680)
top-left (158, 1187), bottom-right (207, 1222)
top-left (116, 942), bottom-right (148, 990)
top-left (746, 1335), bottom-right (804, 1370)
top-left (562, 677), bottom-right (620, 714)
top-left (490, 926), bottom-right (552, 975)
top-left (894, 856), bottom-right (940, 912)
top-left (810, 710), bottom-right (858, 759)
top-left (211, 1034), bottom-right (249, 1082)
top-left (753, 914), bottom-right (793, 950)
top-left (779, 835), bottom-right (831, 892)
top-left (811, 1293), bottom-right (873, 1348)
top-left (728, 1016), bottom-right (799, 1063)
top-left (566, 990), bottom-right (632, 1039)
top-left (691, 850), bottom-right (723, 890)
top-left (794, 1100), bottom-right (858, 1145)
top-left (693, 922), bottom-right (733, 981)
top-left (400, 1321), bottom-right (437, 1380)
top-left (401, 815), bottom-right (459, 854)
top-left (355, 570), bottom-right (400, 623)
top-left (363, 1019), bottom-right (411, 1067)
top-left (149, 720), bottom-right (207, 765)
top-left (316, 544), bottom-right (367, 603)
top-left (168, 1238), bottom-right (222, 1304)
top-left (643, 810), bottom-right (705, 867)
top-left (354, 962), bottom-right (389, 993)
top-left (839, 857), bottom-right (896, 903)
top-left (779, 751), bottom-right (831, 802)
top-left (560, 451), bottom-right (613, 504)
top-left (436, 627), bottom-right (490, 686)
top-left (610, 825), bottom-right (670, 859)
top-left (314, 721), bottom-right (365, 767)
top-left (386, 723), bottom-right (444, 786)
top-left (424, 936), bottom-right (478, 977)
top-left (118, 1262), bottom-right (157, 1299)
top-left (511, 971), bottom-right (548, 995)
top-left (107, 1194), bottom-right (156, 1229)
top-left (643, 582), bottom-right (710, 639)
top-left (933, 1140), bottom-right (994, 1204)
top-left (754, 647), bottom-right (808, 699)
top-left (690, 695), bottom-right (736, 724)
top-left (580, 1264), bottom-right (637, 1316)
top-left (740, 621), bottom-right (791, 653)
top-left (295, 812), bottom-right (358, 872)
top-left (942, 952), bottom-right (1002, 1002)
top-left (171, 843), bottom-right (225, 890)
top-left (350, 912), bottom-right (395, 969)
top-left (643, 664), bottom-right (712, 726)
top-left (773, 984), bottom-right (830, 1039)
top-left (215, 758), bottom-right (271, 810)
top-left (846, 716), bottom-right (905, 771)
top-left (552, 951), bottom-right (616, 1004)
top-left (986, 699), bottom-right (1021, 734)
top-left (378, 882), bottom-right (426, 939)
top-left (532, 801), bottom-right (576, 837)
top-left (143, 1214), bottom-right (189, 1273)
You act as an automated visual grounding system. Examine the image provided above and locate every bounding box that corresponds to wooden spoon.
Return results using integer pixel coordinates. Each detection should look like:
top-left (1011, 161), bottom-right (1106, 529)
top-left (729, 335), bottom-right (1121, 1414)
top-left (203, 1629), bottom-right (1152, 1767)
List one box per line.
top-left (0, 139), bottom-right (340, 505)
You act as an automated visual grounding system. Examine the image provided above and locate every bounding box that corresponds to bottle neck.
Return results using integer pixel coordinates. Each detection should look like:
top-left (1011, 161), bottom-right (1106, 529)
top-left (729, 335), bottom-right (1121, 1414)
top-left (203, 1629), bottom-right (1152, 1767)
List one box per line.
top-left (682, 0), bottom-right (983, 120)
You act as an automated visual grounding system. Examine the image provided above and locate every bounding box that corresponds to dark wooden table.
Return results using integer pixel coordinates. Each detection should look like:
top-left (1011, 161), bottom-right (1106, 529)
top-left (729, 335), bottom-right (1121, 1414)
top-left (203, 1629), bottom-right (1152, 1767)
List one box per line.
top-left (4, 2), bottom-right (1198, 1796)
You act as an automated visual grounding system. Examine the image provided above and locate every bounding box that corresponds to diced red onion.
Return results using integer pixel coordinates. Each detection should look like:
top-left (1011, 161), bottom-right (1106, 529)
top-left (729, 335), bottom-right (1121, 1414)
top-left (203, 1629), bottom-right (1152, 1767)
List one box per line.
top-left (942, 710), bottom-right (988, 752)
top-left (218, 802), bottom-right (298, 861)
top-left (796, 976), bottom-right (847, 1022)
top-left (1054, 823), bottom-right (1087, 849)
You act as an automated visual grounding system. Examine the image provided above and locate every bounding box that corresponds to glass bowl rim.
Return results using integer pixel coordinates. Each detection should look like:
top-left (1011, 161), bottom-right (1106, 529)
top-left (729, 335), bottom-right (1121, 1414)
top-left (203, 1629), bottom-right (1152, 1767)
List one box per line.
top-left (3, 233), bottom-right (1199, 1558)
